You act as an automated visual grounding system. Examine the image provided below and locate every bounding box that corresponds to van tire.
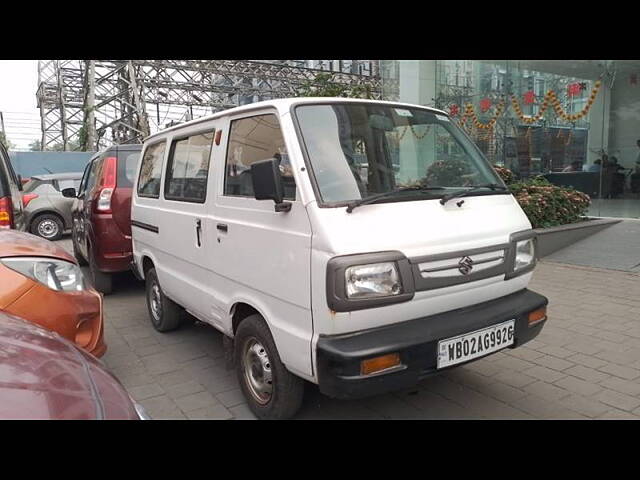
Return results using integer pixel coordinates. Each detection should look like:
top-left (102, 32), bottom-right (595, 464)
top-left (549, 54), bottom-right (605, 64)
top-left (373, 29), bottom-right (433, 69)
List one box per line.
top-left (31, 213), bottom-right (64, 241)
top-left (88, 246), bottom-right (113, 295)
top-left (234, 314), bottom-right (304, 420)
top-left (145, 267), bottom-right (183, 332)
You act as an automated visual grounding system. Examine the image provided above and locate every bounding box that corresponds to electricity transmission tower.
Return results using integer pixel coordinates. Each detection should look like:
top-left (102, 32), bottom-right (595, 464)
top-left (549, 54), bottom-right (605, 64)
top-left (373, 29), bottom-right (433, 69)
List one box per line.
top-left (36, 60), bottom-right (383, 151)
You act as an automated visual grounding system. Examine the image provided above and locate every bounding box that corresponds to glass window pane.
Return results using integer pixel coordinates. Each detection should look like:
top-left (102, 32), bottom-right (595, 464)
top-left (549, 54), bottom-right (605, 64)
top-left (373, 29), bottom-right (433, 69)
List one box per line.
top-left (137, 142), bottom-right (166, 198)
top-left (224, 114), bottom-right (295, 200)
top-left (165, 131), bottom-right (213, 203)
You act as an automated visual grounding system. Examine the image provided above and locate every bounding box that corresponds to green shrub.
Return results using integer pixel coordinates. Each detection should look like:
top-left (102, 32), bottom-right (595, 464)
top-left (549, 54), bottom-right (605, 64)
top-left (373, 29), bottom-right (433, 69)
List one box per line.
top-left (426, 158), bottom-right (471, 186)
top-left (509, 176), bottom-right (591, 229)
top-left (492, 165), bottom-right (515, 185)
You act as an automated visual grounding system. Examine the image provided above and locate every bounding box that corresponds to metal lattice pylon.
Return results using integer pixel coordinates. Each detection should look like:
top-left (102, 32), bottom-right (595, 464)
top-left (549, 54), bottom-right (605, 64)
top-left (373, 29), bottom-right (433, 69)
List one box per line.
top-left (37, 60), bottom-right (383, 151)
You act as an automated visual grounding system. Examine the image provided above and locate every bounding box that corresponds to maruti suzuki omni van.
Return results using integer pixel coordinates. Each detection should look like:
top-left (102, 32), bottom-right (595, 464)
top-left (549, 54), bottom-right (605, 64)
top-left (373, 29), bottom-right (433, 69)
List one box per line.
top-left (131, 98), bottom-right (548, 419)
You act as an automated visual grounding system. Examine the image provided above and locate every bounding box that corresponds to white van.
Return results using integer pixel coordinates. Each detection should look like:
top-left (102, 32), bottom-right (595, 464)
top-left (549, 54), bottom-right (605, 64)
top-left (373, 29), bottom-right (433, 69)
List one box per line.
top-left (132, 98), bottom-right (548, 419)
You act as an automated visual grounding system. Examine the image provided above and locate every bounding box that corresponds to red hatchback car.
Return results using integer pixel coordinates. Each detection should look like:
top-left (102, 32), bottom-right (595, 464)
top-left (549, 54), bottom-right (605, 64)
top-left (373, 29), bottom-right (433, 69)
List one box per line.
top-left (0, 311), bottom-right (148, 420)
top-left (65, 145), bottom-right (142, 294)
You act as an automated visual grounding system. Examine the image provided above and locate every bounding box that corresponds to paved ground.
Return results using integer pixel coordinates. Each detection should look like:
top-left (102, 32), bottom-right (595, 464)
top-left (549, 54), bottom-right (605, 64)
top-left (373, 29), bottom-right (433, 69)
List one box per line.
top-left (547, 219), bottom-right (640, 273)
top-left (56, 237), bottom-right (640, 420)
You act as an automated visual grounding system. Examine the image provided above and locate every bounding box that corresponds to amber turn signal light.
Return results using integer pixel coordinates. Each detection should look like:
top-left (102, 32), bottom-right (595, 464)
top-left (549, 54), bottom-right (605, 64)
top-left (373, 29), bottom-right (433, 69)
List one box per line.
top-left (528, 307), bottom-right (547, 327)
top-left (361, 353), bottom-right (401, 376)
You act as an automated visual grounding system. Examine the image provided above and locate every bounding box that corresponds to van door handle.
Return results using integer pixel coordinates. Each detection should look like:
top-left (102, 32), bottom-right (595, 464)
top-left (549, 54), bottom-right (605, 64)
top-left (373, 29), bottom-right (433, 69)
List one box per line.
top-left (196, 219), bottom-right (202, 247)
top-left (216, 223), bottom-right (228, 233)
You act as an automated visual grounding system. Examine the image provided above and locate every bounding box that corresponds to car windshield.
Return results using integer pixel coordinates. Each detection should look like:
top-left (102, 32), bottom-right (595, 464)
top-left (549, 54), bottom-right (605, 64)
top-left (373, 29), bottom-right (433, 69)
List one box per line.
top-left (295, 103), bottom-right (503, 204)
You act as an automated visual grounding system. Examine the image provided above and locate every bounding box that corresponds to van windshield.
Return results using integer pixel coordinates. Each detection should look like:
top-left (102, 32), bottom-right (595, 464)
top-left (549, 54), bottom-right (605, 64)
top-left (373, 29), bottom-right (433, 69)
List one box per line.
top-left (294, 103), bottom-right (503, 205)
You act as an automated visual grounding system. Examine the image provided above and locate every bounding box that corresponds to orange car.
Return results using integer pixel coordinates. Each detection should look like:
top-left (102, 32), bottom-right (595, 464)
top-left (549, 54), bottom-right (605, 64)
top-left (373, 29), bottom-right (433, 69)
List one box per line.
top-left (0, 229), bottom-right (106, 357)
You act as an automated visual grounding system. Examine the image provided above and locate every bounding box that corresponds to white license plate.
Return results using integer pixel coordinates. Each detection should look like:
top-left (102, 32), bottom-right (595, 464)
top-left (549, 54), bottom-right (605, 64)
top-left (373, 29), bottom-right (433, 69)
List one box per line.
top-left (437, 320), bottom-right (515, 369)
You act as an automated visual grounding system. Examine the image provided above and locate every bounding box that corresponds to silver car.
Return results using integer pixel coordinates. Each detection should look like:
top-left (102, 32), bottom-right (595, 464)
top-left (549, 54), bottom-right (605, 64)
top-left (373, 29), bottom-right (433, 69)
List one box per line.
top-left (22, 172), bottom-right (83, 240)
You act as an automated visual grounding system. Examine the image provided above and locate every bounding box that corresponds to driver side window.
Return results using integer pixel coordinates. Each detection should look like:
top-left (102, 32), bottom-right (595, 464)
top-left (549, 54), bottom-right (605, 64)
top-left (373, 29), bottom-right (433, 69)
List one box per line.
top-left (223, 114), bottom-right (295, 200)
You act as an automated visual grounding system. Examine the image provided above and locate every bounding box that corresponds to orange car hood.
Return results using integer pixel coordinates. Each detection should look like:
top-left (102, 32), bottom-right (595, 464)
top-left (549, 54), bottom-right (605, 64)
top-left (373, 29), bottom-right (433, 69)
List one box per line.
top-left (0, 230), bottom-right (75, 263)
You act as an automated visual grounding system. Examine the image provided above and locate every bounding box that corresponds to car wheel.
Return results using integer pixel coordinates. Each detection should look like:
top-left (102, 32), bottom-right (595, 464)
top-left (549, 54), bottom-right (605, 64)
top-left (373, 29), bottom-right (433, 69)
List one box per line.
top-left (88, 245), bottom-right (113, 295)
top-left (234, 314), bottom-right (305, 420)
top-left (145, 267), bottom-right (184, 332)
top-left (31, 214), bottom-right (63, 241)
top-left (72, 230), bottom-right (88, 266)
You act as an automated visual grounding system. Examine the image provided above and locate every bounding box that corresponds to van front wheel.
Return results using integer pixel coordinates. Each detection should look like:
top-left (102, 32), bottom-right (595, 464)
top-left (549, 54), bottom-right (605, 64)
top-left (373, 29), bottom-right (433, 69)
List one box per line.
top-left (234, 315), bottom-right (304, 420)
top-left (145, 267), bottom-right (183, 332)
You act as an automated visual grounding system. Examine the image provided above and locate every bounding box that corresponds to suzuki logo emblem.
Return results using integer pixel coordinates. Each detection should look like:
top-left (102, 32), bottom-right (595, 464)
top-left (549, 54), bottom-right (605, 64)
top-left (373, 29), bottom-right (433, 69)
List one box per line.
top-left (458, 256), bottom-right (474, 275)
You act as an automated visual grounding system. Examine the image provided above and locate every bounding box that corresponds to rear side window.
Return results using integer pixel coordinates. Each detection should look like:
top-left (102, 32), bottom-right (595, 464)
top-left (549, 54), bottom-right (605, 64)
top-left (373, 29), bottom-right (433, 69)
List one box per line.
top-left (164, 131), bottom-right (214, 203)
top-left (54, 179), bottom-right (81, 192)
top-left (118, 151), bottom-right (141, 188)
top-left (22, 180), bottom-right (42, 193)
top-left (86, 160), bottom-right (100, 193)
top-left (137, 142), bottom-right (166, 198)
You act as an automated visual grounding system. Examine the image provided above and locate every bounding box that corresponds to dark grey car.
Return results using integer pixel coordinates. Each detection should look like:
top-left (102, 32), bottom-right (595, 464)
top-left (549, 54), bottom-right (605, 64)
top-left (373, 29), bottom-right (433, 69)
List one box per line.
top-left (23, 172), bottom-right (83, 240)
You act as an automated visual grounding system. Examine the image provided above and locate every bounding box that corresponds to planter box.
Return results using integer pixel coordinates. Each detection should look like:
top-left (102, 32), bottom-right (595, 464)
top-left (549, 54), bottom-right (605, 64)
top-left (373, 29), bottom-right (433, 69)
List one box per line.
top-left (535, 217), bottom-right (621, 258)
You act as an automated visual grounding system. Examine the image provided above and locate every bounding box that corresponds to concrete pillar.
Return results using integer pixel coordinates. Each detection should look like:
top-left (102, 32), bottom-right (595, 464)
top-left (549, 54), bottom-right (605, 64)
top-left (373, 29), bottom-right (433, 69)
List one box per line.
top-left (398, 60), bottom-right (437, 106)
top-left (394, 61), bottom-right (438, 183)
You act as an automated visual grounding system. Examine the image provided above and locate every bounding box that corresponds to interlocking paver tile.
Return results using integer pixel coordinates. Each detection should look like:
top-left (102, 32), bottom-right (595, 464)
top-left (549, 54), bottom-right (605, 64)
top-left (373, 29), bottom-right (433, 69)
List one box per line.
top-left (599, 377), bottom-right (640, 397)
top-left (554, 376), bottom-right (603, 397)
top-left (563, 365), bottom-right (610, 383)
top-left (523, 381), bottom-right (571, 402)
top-left (595, 389), bottom-right (640, 412)
top-left (597, 363), bottom-right (640, 381)
top-left (174, 391), bottom-right (221, 412)
top-left (523, 365), bottom-right (567, 383)
top-left (532, 355), bottom-right (574, 372)
top-left (128, 384), bottom-right (165, 401)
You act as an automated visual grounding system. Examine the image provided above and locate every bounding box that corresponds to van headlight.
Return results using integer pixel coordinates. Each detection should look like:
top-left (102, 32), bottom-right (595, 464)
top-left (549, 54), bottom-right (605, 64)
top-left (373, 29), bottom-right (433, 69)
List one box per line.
top-left (514, 238), bottom-right (535, 271)
top-left (0, 257), bottom-right (86, 292)
top-left (327, 252), bottom-right (415, 312)
top-left (346, 262), bottom-right (402, 299)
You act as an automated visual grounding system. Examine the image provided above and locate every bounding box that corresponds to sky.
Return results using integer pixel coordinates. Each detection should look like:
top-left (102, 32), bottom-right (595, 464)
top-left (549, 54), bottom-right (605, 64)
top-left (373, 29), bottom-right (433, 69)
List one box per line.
top-left (0, 60), bottom-right (40, 149)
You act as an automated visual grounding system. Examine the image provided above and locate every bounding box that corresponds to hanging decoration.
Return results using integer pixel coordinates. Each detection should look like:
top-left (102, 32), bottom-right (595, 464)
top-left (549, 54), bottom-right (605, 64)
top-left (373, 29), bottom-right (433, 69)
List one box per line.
top-left (479, 98), bottom-right (492, 113)
top-left (567, 83), bottom-right (582, 97)
top-left (449, 104), bottom-right (460, 116)
top-left (523, 90), bottom-right (536, 105)
top-left (462, 98), bottom-right (505, 130)
top-left (549, 79), bottom-right (601, 122)
top-left (509, 79), bottom-right (602, 125)
top-left (393, 124), bottom-right (432, 141)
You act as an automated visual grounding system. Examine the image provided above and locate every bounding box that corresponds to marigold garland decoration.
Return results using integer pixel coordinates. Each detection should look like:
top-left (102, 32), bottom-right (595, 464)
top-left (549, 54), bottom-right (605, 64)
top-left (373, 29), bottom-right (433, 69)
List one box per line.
top-left (462, 98), bottom-right (505, 130)
top-left (510, 80), bottom-right (602, 124)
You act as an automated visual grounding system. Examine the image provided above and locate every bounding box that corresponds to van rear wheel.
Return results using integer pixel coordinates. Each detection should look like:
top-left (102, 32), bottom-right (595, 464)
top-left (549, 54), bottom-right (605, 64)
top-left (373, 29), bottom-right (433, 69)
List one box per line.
top-left (234, 314), bottom-right (304, 420)
top-left (145, 267), bottom-right (184, 332)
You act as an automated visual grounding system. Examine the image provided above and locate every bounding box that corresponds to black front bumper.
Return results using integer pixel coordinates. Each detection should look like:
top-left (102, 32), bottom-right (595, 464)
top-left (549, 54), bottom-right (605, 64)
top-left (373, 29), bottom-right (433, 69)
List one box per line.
top-left (316, 289), bottom-right (548, 399)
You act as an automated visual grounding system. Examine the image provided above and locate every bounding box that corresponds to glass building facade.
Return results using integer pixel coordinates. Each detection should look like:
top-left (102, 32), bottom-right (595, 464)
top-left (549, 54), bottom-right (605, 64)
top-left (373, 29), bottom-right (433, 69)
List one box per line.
top-left (380, 60), bottom-right (640, 219)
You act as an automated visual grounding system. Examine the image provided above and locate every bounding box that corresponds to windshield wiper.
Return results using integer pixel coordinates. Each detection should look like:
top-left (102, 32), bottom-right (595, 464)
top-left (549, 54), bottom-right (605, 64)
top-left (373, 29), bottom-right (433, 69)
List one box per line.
top-left (346, 186), bottom-right (445, 213)
top-left (439, 183), bottom-right (508, 206)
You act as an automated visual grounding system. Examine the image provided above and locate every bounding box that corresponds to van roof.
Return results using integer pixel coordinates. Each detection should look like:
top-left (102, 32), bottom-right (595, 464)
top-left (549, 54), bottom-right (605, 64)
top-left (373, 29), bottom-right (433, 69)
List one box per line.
top-left (143, 97), bottom-right (448, 143)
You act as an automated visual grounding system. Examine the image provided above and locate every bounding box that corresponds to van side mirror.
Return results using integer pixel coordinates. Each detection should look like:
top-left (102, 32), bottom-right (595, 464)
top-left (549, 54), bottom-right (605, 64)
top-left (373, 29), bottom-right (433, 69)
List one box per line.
top-left (61, 187), bottom-right (77, 198)
top-left (250, 158), bottom-right (292, 213)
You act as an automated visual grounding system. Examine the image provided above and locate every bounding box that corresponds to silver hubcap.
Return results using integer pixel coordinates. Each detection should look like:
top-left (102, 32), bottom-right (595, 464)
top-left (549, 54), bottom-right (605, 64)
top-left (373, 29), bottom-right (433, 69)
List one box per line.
top-left (243, 338), bottom-right (273, 405)
top-left (38, 219), bottom-right (58, 238)
top-left (150, 282), bottom-right (162, 322)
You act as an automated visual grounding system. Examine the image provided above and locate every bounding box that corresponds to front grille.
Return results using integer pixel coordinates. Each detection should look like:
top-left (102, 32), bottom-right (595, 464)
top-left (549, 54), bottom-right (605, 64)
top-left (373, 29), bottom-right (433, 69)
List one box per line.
top-left (409, 243), bottom-right (511, 291)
